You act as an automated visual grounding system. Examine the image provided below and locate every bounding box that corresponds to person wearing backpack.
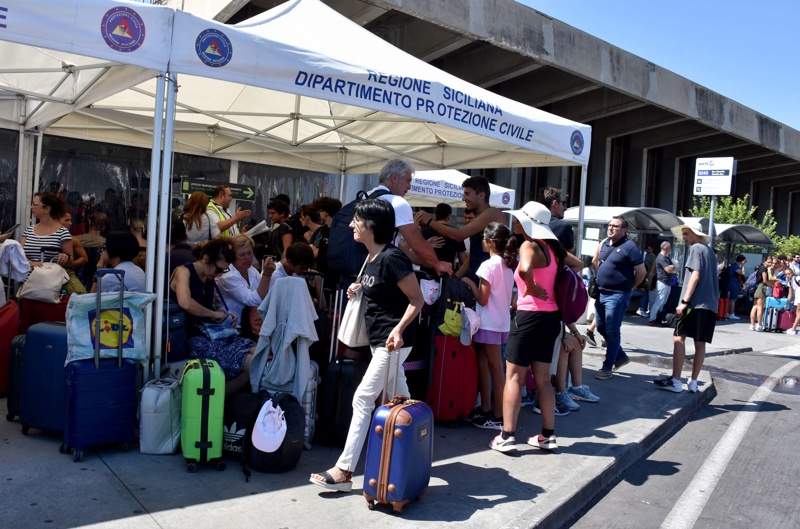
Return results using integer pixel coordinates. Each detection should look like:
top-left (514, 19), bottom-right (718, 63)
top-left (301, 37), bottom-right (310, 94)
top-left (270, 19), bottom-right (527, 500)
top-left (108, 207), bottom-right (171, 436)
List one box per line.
top-left (328, 159), bottom-right (452, 288)
top-left (749, 257), bottom-right (775, 332)
top-left (727, 254), bottom-right (747, 319)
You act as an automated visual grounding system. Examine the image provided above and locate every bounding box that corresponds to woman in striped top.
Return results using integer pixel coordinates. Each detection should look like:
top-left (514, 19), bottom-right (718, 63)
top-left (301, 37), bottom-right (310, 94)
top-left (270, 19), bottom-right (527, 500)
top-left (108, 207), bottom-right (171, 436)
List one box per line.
top-left (20, 192), bottom-right (73, 268)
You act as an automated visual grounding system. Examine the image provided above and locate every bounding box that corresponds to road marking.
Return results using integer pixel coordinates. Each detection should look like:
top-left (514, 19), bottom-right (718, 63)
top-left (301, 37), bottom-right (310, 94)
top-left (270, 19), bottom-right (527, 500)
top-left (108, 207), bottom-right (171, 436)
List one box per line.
top-left (659, 357), bottom-right (800, 529)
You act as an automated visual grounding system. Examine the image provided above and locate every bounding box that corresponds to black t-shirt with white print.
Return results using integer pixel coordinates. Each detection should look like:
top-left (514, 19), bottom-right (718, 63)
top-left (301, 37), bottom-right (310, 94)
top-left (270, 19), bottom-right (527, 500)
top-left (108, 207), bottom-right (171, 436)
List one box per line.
top-left (360, 244), bottom-right (416, 348)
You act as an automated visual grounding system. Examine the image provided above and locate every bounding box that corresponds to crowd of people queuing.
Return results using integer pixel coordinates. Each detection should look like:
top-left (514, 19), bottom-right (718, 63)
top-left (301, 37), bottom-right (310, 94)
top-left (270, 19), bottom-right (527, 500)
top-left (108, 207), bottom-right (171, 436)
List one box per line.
top-left (11, 160), bottom-right (799, 491)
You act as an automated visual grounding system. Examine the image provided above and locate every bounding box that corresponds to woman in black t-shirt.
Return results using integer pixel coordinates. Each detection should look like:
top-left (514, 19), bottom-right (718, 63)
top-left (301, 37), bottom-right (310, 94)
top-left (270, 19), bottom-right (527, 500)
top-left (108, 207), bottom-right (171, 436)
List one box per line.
top-left (310, 199), bottom-right (423, 493)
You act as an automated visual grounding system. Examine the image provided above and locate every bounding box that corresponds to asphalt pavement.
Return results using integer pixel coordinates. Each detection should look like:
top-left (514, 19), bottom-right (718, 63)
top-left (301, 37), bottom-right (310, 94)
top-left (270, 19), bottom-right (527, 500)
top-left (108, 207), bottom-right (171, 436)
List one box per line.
top-left (2, 313), bottom-right (798, 529)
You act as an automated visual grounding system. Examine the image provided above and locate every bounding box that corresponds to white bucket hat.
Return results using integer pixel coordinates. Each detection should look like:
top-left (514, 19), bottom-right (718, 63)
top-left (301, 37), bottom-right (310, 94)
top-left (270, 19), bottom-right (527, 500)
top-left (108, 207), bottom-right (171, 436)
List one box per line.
top-left (460, 306), bottom-right (481, 346)
top-left (507, 201), bottom-right (557, 241)
top-left (251, 399), bottom-right (287, 453)
top-left (670, 224), bottom-right (712, 245)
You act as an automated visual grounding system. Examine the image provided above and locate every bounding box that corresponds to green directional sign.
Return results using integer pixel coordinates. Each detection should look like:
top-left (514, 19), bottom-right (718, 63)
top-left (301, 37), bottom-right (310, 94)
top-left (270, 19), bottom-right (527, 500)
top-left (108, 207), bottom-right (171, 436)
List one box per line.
top-left (180, 178), bottom-right (256, 203)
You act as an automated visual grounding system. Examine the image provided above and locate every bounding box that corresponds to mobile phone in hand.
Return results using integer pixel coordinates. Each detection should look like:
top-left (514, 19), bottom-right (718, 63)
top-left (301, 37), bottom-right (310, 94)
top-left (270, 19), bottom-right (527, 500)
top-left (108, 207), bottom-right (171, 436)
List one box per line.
top-left (3, 223), bottom-right (20, 235)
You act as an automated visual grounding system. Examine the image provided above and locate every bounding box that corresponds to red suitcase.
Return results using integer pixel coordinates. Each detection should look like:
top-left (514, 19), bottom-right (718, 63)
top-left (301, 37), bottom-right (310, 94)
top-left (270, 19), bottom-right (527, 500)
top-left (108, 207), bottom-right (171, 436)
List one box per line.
top-left (425, 334), bottom-right (478, 422)
top-left (20, 296), bottom-right (70, 334)
top-left (717, 297), bottom-right (729, 320)
top-left (0, 301), bottom-right (21, 394)
top-left (778, 309), bottom-right (796, 331)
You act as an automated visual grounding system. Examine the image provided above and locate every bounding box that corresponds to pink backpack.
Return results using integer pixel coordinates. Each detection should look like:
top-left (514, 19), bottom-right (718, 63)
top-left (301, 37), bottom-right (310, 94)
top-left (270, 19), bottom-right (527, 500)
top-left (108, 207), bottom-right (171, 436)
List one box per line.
top-left (556, 265), bottom-right (589, 325)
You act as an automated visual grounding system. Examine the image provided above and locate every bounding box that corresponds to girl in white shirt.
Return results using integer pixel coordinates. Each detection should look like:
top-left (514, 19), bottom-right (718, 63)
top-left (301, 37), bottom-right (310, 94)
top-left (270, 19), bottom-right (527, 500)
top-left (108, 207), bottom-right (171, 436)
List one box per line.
top-left (462, 222), bottom-right (517, 430)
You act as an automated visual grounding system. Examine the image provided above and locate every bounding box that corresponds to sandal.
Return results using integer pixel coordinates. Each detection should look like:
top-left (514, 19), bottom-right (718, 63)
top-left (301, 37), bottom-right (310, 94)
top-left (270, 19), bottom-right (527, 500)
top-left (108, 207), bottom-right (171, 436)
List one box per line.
top-left (309, 468), bottom-right (353, 493)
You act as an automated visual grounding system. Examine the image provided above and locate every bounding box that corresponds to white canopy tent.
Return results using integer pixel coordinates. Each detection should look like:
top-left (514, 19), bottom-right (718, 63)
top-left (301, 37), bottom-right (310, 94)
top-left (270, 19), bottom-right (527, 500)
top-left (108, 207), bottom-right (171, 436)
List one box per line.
top-left (407, 170), bottom-right (516, 209)
top-left (0, 0), bottom-right (592, 372)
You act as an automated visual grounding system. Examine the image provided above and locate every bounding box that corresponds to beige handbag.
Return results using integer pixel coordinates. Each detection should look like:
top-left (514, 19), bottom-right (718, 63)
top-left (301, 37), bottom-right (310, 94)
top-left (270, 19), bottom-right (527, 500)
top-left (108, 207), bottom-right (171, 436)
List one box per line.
top-left (337, 257), bottom-right (369, 348)
top-left (17, 260), bottom-right (69, 304)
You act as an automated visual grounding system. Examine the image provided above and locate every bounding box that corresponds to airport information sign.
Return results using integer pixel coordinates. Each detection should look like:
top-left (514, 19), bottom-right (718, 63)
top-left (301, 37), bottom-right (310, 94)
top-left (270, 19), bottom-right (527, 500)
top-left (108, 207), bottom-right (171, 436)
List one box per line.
top-left (693, 157), bottom-right (734, 196)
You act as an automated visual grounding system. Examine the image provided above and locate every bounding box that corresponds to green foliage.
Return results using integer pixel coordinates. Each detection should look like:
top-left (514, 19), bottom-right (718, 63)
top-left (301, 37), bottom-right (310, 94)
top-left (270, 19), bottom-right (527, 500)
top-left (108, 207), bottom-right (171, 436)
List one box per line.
top-left (680, 194), bottom-right (777, 255)
top-left (773, 235), bottom-right (800, 257)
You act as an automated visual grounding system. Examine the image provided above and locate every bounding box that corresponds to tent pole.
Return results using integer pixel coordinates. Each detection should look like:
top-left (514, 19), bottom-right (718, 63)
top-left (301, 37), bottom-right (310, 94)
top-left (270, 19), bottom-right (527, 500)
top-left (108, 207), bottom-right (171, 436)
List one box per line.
top-left (576, 165), bottom-right (588, 258)
top-left (338, 148), bottom-right (346, 202)
top-left (146, 72), bottom-right (168, 381)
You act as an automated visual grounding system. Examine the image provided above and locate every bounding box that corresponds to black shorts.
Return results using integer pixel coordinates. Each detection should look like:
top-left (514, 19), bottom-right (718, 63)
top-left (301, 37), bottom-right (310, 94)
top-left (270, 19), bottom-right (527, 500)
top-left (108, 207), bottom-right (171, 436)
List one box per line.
top-left (505, 310), bottom-right (563, 367)
top-left (674, 308), bottom-right (716, 343)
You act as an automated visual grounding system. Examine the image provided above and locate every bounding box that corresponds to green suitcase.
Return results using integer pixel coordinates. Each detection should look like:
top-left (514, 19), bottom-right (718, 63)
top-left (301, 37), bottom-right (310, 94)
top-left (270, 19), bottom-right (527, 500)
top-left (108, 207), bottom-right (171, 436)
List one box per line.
top-left (181, 359), bottom-right (226, 471)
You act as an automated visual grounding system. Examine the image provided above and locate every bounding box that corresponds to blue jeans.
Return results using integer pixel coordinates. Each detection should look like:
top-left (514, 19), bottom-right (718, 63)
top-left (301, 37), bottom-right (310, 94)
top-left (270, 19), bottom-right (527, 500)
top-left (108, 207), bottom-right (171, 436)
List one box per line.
top-left (595, 291), bottom-right (631, 371)
top-left (649, 281), bottom-right (671, 322)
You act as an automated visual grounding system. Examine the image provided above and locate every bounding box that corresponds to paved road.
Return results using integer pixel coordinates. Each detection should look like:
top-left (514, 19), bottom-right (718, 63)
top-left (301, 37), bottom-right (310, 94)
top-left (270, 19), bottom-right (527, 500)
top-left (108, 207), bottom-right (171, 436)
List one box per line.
top-left (567, 346), bottom-right (800, 529)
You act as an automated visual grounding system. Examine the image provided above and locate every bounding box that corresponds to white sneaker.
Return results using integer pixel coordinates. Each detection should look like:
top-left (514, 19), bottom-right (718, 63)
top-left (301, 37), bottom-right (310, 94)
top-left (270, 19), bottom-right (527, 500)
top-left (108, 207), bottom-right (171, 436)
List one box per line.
top-left (784, 329), bottom-right (799, 335)
top-left (756, 325), bottom-right (765, 332)
top-left (749, 324), bottom-right (756, 331)
top-left (636, 309), bottom-right (648, 318)
top-left (688, 379), bottom-right (699, 393)
top-left (728, 314), bottom-right (740, 320)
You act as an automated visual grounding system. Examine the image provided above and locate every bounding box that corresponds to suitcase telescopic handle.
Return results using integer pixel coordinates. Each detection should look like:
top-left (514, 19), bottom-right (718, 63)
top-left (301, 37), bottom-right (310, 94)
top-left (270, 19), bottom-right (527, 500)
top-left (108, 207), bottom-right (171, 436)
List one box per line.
top-left (94, 269), bottom-right (126, 368)
top-left (380, 348), bottom-right (403, 406)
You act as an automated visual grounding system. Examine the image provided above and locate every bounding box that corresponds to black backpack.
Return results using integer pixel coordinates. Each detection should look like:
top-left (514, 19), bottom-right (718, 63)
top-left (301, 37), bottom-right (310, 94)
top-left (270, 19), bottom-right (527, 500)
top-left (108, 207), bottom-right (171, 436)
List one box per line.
top-left (327, 188), bottom-right (391, 277)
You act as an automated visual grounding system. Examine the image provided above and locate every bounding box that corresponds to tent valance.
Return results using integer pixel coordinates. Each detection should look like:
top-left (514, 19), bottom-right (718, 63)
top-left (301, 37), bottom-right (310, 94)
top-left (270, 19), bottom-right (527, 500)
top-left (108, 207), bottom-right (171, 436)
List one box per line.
top-left (407, 170), bottom-right (515, 209)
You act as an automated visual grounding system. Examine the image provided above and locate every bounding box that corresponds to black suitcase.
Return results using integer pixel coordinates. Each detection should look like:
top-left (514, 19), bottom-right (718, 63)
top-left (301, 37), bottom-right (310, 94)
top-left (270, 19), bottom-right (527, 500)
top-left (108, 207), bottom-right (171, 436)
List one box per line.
top-left (5, 335), bottom-right (25, 421)
top-left (314, 358), bottom-right (369, 446)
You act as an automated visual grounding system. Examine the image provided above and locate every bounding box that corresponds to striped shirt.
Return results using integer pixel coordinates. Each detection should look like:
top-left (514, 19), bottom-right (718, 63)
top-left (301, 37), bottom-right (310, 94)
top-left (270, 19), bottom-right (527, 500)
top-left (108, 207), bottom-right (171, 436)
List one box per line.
top-left (22, 226), bottom-right (71, 262)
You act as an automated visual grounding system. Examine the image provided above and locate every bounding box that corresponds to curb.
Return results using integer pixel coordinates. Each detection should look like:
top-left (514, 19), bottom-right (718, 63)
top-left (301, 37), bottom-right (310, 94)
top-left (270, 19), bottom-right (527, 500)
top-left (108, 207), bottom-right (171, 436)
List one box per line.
top-left (533, 381), bottom-right (717, 529)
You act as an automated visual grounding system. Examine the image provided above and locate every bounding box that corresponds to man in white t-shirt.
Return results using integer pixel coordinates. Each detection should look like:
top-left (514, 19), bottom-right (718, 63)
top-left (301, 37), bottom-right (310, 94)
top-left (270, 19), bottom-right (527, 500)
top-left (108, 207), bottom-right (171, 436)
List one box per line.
top-left (366, 159), bottom-right (452, 277)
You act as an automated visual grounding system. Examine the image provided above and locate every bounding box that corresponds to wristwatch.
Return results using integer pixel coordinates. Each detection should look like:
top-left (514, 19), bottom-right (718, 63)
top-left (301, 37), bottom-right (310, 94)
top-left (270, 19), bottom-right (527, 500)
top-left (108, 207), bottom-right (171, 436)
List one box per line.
top-left (426, 218), bottom-right (433, 227)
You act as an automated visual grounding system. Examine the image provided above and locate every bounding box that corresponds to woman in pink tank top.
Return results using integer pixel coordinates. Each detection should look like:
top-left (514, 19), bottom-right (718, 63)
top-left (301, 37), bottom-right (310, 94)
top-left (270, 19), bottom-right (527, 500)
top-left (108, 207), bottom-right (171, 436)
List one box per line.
top-left (489, 202), bottom-right (568, 454)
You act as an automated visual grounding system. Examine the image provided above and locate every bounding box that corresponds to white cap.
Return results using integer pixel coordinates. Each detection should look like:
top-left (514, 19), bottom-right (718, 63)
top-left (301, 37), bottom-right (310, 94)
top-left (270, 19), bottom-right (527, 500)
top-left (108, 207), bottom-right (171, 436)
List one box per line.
top-left (251, 399), bottom-right (286, 453)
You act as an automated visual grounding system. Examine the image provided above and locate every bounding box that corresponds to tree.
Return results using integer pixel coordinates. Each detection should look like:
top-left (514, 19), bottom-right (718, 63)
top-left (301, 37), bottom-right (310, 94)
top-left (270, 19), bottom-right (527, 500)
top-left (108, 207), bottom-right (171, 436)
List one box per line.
top-left (681, 194), bottom-right (776, 256)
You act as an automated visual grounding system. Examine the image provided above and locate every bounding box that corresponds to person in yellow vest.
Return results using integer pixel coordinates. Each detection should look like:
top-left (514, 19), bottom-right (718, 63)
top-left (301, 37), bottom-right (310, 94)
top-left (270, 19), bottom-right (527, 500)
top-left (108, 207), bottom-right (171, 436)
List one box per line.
top-left (207, 184), bottom-right (251, 238)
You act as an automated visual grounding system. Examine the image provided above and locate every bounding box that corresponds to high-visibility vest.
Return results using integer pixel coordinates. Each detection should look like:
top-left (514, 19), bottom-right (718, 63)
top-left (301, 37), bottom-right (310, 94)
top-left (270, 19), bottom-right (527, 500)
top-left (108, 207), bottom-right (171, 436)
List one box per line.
top-left (207, 201), bottom-right (238, 238)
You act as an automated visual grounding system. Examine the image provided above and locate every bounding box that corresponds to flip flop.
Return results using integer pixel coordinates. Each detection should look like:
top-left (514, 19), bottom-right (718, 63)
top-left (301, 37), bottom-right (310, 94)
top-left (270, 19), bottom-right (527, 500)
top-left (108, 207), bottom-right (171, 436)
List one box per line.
top-left (309, 470), bottom-right (353, 493)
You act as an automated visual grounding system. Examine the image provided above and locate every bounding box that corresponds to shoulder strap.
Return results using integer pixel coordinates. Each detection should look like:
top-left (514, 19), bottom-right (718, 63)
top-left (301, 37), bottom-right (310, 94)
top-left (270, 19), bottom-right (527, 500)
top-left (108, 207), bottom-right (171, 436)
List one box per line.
top-left (597, 241), bottom-right (615, 267)
top-left (368, 189), bottom-right (392, 199)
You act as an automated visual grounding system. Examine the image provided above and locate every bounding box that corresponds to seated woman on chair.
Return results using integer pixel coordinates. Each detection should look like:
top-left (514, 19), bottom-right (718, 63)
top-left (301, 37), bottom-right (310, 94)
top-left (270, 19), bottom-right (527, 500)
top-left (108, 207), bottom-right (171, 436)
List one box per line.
top-left (91, 231), bottom-right (146, 293)
top-left (170, 238), bottom-right (255, 397)
top-left (216, 233), bottom-right (276, 335)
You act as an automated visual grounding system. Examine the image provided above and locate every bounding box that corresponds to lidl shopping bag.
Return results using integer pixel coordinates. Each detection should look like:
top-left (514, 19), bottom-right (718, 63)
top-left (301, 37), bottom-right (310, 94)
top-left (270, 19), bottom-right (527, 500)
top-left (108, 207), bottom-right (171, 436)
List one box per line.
top-left (65, 292), bottom-right (156, 364)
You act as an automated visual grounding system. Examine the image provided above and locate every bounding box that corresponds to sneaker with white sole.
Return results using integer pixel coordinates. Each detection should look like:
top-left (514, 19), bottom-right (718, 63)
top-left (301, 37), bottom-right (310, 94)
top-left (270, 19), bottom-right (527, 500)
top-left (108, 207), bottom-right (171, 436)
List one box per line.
top-left (756, 325), bottom-right (765, 332)
top-left (595, 369), bottom-right (613, 380)
top-left (749, 324), bottom-right (756, 331)
top-left (654, 377), bottom-right (682, 393)
top-left (584, 330), bottom-right (597, 347)
top-left (636, 309), bottom-right (648, 317)
top-left (783, 329), bottom-right (799, 335)
top-left (728, 314), bottom-right (740, 320)
top-left (473, 415), bottom-right (504, 430)
top-left (568, 385), bottom-right (600, 403)
top-left (528, 435), bottom-right (558, 451)
top-left (688, 379), bottom-right (699, 393)
top-left (490, 434), bottom-right (517, 453)
top-left (532, 402), bottom-right (571, 416)
top-left (556, 391), bottom-right (580, 411)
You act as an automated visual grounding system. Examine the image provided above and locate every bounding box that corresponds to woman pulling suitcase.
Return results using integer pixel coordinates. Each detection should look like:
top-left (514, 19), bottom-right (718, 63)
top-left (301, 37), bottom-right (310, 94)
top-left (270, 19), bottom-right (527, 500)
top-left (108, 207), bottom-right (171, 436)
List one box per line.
top-left (309, 199), bottom-right (423, 492)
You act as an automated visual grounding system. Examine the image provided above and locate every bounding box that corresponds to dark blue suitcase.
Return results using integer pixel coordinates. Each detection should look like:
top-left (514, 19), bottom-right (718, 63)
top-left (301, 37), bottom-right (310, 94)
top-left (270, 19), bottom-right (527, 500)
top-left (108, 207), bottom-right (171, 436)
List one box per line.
top-left (362, 355), bottom-right (433, 514)
top-left (63, 269), bottom-right (138, 462)
top-left (19, 323), bottom-right (68, 435)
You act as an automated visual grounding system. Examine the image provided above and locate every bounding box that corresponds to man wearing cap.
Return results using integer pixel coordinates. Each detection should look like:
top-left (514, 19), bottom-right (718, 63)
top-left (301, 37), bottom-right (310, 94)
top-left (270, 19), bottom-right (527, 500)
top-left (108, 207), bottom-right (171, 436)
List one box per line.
top-left (592, 216), bottom-right (646, 380)
top-left (655, 225), bottom-right (718, 393)
top-left (538, 186), bottom-right (574, 253)
top-left (207, 184), bottom-right (251, 238)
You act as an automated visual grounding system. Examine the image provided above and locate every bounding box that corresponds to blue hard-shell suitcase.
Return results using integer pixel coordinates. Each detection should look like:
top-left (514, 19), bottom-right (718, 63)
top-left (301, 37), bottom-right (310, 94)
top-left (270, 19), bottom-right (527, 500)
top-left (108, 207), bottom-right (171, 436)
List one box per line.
top-left (19, 323), bottom-right (68, 435)
top-left (62, 269), bottom-right (138, 462)
top-left (362, 354), bottom-right (433, 514)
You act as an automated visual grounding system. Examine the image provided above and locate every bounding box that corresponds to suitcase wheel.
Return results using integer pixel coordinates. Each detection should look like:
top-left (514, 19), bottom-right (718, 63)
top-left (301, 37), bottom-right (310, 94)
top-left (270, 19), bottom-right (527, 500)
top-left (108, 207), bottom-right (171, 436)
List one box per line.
top-left (186, 461), bottom-right (198, 473)
top-left (21, 424), bottom-right (30, 435)
top-left (73, 450), bottom-right (83, 463)
top-left (5, 412), bottom-right (14, 422)
top-left (365, 499), bottom-right (375, 510)
top-left (215, 460), bottom-right (226, 472)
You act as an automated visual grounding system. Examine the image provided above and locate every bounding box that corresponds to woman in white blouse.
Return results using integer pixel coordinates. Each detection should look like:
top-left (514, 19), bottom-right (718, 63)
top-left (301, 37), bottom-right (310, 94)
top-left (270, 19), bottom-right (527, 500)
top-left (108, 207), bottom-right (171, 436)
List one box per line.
top-left (216, 233), bottom-right (276, 330)
top-left (183, 191), bottom-right (220, 246)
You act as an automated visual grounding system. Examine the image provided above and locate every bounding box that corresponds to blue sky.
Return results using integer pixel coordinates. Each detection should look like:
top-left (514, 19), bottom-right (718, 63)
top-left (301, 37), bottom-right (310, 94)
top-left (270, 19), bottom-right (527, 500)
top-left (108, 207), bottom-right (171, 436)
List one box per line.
top-left (518, 1), bottom-right (800, 131)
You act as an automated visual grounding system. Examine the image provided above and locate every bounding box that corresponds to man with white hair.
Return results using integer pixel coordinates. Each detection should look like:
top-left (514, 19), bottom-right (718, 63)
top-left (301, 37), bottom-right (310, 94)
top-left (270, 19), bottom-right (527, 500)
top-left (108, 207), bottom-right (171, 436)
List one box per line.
top-left (655, 224), bottom-right (718, 393)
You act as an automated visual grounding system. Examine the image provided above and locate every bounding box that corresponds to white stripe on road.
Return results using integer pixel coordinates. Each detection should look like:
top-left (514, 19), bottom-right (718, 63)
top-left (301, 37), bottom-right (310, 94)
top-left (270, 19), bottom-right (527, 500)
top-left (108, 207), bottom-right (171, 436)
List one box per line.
top-left (659, 357), bottom-right (800, 529)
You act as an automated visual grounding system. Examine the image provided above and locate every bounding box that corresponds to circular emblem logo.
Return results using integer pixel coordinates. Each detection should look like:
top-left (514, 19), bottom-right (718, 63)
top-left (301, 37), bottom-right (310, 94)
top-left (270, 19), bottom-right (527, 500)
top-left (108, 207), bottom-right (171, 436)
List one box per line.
top-left (101, 7), bottom-right (146, 53)
top-left (570, 130), bottom-right (584, 156)
top-left (195, 29), bottom-right (233, 68)
top-left (502, 192), bottom-right (511, 205)
top-left (91, 310), bottom-right (133, 349)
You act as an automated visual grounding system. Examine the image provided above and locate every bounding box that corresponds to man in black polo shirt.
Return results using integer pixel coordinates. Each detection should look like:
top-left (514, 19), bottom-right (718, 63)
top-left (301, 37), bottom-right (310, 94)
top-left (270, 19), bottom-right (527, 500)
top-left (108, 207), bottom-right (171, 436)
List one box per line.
top-left (592, 216), bottom-right (646, 380)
